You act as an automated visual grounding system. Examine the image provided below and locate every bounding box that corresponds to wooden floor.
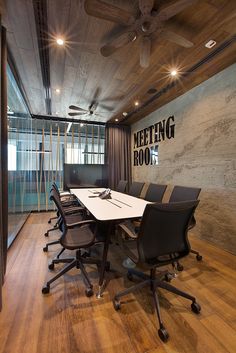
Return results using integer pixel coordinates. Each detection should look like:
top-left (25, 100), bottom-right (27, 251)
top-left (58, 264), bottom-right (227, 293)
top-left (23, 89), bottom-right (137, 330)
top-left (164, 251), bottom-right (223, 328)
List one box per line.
top-left (0, 212), bottom-right (236, 353)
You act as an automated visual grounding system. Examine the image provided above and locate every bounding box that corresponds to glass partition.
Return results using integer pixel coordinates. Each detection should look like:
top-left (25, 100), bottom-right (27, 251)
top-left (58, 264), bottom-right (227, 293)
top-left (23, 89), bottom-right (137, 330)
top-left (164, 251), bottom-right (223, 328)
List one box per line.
top-left (7, 65), bottom-right (33, 245)
top-left (7, 64), bottom-right (106, 245)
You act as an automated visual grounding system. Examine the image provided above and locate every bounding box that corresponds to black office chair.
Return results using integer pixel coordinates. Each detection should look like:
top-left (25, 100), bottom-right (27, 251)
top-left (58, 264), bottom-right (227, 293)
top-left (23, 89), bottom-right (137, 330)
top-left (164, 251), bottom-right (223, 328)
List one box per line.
top-left (47, 182), bottom-right (78, 224)
top-left (144, 183), bottom-right (167, 202)
top-left (116, 180), bottom-right (128, 193)
top-left (128, 181), bottom-right (145, 198)
top-left (42, 189), bottom-right (106, 297)
top-left (45, 183), bottom-right (83, 237)
top-left (114, 200), bottom-right (201, 342)
top-left (128, 183), bottom-right (168, 236)
top-left (43, 189), bottom-right (87, 255)
top-left (169, 185), bottom-right (202, 264)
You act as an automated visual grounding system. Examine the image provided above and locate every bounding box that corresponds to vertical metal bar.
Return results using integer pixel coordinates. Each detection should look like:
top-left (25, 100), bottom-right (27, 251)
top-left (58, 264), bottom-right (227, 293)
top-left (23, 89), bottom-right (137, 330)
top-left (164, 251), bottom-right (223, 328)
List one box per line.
top-left (39, 126), bottom-right (45, 211)
top-left (91, 124), bottom-right (94, 164)
top-left (50, 123), bottom-right (53, 182)
top-left (98, 125), bottom-right (101, 164)
top-left (71, 123), bottom-right (74, 164)
top-left (56, 124), bottom-right (59, 185)
top-left (42, 123), bottom-right (48, 211)
top-left (48, 123), bottom-right (51, 192)
top-left (64, 123), bottom-right (67, 164)
top-left (78, 124), bottom-right (81, 164)
top-left (35, 121), bottom-right (39, 211)
top-left (85, 124), bottom-right (88, 164)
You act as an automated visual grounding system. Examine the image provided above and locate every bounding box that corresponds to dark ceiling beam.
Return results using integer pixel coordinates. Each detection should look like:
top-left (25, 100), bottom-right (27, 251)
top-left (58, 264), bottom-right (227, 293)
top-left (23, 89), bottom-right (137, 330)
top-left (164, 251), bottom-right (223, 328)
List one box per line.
top-left (122, 34), bottom-right (236, 123)
top-left (32, 114), bottom-right (106, 126)
top-left (32, 0), bottom-right (51, 115)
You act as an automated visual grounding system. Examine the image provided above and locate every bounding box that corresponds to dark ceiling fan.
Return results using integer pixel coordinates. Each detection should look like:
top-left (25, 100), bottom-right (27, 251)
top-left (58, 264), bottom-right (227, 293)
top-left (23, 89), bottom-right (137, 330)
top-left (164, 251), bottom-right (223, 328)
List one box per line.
top-left (68, 103), bottom-right (104, 117)
top-left (84, 0), bottom-right (197, 68)
top-left (68, 87), bottom-right (122, 117)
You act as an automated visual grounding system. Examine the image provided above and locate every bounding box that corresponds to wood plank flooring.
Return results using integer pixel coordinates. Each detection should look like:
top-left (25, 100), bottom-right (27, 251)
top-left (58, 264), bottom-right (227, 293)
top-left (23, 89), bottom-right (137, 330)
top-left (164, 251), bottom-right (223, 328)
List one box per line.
top-left (0, 212), bottom-right (236, 353)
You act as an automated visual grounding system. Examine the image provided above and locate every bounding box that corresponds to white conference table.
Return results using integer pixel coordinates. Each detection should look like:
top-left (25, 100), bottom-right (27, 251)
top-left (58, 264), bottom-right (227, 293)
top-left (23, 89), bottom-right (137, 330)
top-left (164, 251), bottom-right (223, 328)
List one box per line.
top-left (70, 188), bottom-right (150, 296)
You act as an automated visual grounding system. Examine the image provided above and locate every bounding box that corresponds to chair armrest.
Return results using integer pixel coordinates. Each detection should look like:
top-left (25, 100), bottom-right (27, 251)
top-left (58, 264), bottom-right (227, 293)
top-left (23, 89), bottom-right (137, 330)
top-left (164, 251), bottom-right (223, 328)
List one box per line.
top-left (60, 191), bottom-right (71, 196)
top-left (119, 222), bottom-right (137, 239)
top-left (64, 206), bottom-right (85, 215)
top-left (61, 196), bottom-right (77, 202)
top-left (67, 219), bottom-right (96, 228)
top-left (61, 200), bottom-right (78, 207)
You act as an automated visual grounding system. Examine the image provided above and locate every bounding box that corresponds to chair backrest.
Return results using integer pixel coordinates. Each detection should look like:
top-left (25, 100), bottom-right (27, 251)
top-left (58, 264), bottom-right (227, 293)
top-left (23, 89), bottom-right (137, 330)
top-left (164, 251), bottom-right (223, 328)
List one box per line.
top-left (116, 180), bottom-right (128, 193)
top-left (169, 185), bottom-right (201, 202)
top-left (50, 189), bottom-right (67, 227)
top-left (137, 200), bottom-right (199, 264)
top-left (169, 185), bottom-right (201, 229)
top-left (129, 181), bottom-right (145, 197)
top-left (144, 183), bottom-right (167, 202)
top-left (51, 182), bottom-right (60, 196)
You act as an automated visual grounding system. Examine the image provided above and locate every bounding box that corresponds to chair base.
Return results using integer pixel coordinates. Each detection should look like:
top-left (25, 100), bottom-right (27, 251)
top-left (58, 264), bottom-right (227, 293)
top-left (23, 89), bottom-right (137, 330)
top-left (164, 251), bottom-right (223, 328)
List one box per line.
top-left (48, 215), bottom-right (57, 224)
top-left (42, 250), bottom-right (110, 297)
top-left (113, 268), bottom-right (201, 342)
top-left (44, 225), bottom-right (59, 237)
top-left (43, 240), bottom-right (60, 252)
top-left (191, 248), bottom-right (203, 261)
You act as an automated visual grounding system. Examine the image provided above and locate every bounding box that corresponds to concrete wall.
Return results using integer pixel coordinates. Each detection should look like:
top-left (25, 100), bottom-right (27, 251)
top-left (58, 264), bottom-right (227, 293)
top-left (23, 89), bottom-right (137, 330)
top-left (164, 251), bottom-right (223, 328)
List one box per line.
top-left (131, 64), bottom-right (236, 254)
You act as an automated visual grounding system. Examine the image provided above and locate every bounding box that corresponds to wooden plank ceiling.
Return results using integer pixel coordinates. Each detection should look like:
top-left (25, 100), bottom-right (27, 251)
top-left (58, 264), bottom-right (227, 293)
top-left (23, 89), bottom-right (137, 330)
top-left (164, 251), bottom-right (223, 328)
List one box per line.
top-left (2, 0), bottom-right (236, 125)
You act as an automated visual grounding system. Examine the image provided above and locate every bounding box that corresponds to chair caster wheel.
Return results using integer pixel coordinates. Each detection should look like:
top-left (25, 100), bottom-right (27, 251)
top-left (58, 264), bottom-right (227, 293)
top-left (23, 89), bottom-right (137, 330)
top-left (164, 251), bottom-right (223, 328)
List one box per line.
top-left (113, 298), bottom-right (121, 311)
top-left (43, 246), bottom-right (48, 252)
top-left (191, 301), bottom-right (201, 314)
top-left (127, 272), bottom-right (133, 281)
top-left (164, 273), bottom-right (173, 282)
top-left (177, 263), bottom-right (184, 271)
top-left (42, 285), bottom-right (50, 294)
top-left (85, 288), bottom-right (93, 297)
top-left (48, 263), bottom-right (55, 270)
top-left (44, 232), bottom-right (49, 237)
top-left (158, 327), bottom-right (169, 342)
top-left (196, 254), bottom-right (202, 261)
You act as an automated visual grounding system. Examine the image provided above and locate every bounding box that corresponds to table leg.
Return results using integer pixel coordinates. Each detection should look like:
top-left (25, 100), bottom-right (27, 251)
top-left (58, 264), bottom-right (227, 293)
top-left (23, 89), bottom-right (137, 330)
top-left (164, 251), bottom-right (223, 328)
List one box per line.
top-left (97, 221), bottom-right (112, 298)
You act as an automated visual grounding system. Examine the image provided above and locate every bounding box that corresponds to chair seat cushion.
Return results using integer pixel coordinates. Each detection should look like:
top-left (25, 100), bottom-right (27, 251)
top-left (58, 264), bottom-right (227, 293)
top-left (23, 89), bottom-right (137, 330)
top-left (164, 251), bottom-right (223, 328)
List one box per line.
top-left (65, 213), bottom-right (84, 225)
top-left (62, 224), bottom-right (95, 250)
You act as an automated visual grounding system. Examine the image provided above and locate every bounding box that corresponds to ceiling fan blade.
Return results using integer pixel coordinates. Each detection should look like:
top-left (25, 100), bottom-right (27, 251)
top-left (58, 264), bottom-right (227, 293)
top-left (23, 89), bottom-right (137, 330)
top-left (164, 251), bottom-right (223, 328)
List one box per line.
top-left (101, 31), bottom-right (137, 57)
top-left (99, 103), bottom-right (115, 111)
top-left (139, 0), bottom-right (154, 16)
top-left (69, 105), bottom-right (87, 112)
top-left (68, 112), bottom-right (87, 116)
top-left (91, 87), bottom-right (101, 103)
top-left (140, 36), bottom-right (151, 68)
top-left (162, 30), bottom-right (193, 48)
top-left (157, 0), bottom-right (197, 22)
top-left (84, 0), bottom-right (134, 26)
top-left (101, 94), bottom-right (125, 102)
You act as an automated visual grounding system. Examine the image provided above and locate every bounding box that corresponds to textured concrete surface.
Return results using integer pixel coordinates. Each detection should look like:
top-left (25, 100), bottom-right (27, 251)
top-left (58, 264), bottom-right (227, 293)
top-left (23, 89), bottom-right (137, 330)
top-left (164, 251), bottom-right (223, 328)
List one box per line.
top-left (131, 64), bottom-right (236, 254)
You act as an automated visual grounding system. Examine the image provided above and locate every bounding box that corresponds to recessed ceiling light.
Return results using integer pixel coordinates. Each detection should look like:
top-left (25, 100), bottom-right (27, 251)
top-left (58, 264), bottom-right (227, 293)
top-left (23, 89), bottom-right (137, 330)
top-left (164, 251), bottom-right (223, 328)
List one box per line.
top-left (80, 123), bottom-right (84, 127)
top-left (55, 111), bottom-right (59, 115)
top-left (55, 89), bottom-right (60, 94)
top-left (115, 118), bottom-right (119, 122)
top-left (205, 40), bottom-right (216, 48)
top-left (170, 69), bottom-right (177, 76)
top-left (122, 112), bottom-right (128, 116)
top-left (56, 38), bottom-right (64, 46)
top-left (134, 101), bottom-right (139, 106)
